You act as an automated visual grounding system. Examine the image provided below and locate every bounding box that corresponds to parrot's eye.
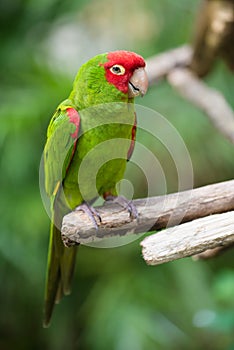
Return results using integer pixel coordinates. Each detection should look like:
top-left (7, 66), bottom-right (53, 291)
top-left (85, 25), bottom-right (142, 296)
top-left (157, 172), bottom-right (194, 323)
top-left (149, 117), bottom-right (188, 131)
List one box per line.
top-left (110, 65), bottom-right (125, 75)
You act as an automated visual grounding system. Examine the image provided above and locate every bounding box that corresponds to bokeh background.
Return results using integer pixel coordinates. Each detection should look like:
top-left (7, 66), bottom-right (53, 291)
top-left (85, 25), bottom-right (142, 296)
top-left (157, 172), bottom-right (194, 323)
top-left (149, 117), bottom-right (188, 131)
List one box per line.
top-left (1, 0), bottom-right (234, 349)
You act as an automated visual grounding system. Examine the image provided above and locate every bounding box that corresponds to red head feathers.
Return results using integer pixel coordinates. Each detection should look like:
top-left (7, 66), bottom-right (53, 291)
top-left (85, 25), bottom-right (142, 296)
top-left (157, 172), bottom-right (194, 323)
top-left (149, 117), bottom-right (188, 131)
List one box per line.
top-left (103, 51), bottom-right (148, 97)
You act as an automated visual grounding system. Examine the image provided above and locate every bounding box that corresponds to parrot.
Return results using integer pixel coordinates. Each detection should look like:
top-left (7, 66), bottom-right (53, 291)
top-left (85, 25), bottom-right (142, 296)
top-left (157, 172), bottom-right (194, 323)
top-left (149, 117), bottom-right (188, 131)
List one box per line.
top-left (43, 50), bottom-right (148, 327)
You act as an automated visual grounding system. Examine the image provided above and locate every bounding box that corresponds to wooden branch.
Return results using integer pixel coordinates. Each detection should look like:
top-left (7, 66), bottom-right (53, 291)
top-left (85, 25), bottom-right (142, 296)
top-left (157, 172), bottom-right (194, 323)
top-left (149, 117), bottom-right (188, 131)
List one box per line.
top-left (146, 45), bottom-right (234, 145)
top-left (145, 45), bottom-right (192, 84)
top-left (141, 211), bottom-right (234, 266)
top-left (167, 68), bottom-right (234, 144)
top-left (61, 180), bottom-right (234, 246)
top-left (190, 0), bottom-right (234, 76)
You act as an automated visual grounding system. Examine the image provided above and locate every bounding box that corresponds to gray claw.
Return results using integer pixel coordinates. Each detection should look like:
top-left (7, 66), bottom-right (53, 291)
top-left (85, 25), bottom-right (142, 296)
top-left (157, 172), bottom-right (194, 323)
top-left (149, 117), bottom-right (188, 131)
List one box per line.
top-left (75, 203), bottom-right (101, 230)
top-left (105, 195), bottom-right (138, 220)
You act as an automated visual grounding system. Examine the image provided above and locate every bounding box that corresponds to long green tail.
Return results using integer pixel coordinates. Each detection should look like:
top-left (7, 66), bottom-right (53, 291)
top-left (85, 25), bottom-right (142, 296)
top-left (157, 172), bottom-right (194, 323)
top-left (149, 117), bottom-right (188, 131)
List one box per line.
top-left (43, 216), bottom-right (77, 327)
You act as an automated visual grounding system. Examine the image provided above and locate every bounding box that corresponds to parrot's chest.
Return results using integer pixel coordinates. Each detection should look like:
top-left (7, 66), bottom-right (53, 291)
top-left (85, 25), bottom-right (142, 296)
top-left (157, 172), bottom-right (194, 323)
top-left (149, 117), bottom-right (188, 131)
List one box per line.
top-left (64, 110), bottom-right (135, 205)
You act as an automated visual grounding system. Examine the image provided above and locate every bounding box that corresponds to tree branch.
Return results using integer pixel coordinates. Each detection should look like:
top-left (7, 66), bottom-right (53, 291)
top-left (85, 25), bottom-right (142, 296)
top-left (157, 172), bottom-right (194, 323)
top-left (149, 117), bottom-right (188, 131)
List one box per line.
top-left (146, 47), bottom-right (234, 145)
top-left (145, 45), bottom-right (192, 83)
top-left (167, 68), bottom-right (234, 144)
top-left (61, 180), bottom-right (234, 247)
top-left (141, 210), bottom-right (234, 266)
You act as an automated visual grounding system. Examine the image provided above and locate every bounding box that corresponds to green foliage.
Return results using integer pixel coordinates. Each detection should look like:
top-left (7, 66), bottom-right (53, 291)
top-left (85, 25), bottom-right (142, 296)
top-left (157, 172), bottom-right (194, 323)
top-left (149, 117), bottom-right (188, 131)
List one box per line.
top-left (1, 0), bottom-right (234, 349)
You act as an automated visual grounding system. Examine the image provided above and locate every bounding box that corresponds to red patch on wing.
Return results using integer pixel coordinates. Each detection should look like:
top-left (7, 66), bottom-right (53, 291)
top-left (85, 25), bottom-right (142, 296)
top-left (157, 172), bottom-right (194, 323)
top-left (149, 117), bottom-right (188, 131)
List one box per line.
top-left (67, 107), bottom-right (80, 139)
top-left (65, 108), bottom-right (80, 175)
top-left (103, 51), bottom-right (145, 94)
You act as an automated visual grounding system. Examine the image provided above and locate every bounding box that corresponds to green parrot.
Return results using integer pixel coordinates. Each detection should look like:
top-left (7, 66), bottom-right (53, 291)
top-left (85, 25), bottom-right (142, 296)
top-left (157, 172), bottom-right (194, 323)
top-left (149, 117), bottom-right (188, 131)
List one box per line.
top-left (43, 50), bottom-right (148, 327)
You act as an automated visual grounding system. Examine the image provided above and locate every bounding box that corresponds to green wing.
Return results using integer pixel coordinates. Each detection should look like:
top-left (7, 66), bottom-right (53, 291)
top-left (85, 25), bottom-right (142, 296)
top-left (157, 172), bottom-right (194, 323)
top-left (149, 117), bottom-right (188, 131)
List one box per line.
top-left (44, 100), bottom-right (80, 198)
top-left (43, 101), bottom-right (80, 327)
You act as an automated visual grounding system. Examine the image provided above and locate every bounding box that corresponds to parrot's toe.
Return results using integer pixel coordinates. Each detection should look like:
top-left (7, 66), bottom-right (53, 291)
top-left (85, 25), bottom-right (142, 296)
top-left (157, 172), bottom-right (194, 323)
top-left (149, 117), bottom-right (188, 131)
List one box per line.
top-left (75, 203), bottom-right (101, 230)
top-left (104, 195), bottom-right (138, 220)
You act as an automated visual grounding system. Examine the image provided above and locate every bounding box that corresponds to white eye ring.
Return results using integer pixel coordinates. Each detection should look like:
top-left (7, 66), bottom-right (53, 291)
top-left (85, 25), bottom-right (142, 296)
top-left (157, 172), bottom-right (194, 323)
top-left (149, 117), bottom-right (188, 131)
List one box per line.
top-left (110, 64), bottom-right (125, 75)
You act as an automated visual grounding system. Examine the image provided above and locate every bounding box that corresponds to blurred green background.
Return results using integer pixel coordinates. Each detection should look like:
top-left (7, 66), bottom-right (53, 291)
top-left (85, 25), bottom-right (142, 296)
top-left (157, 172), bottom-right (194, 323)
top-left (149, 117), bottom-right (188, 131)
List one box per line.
top-left (1, 0), bottom-right (234, 349)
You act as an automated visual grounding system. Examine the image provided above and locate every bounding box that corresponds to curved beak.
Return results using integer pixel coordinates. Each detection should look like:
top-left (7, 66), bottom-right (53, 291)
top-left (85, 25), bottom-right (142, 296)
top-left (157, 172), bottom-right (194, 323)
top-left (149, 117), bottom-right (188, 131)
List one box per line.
top-left (128, 67), bottom-right (148, 98)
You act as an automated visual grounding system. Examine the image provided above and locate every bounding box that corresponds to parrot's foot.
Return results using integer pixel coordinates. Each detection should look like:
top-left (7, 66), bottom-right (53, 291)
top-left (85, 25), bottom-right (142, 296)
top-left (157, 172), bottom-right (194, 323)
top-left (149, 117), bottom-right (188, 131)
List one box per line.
top-left (75, 203), bottom-right (101, 230)
top-left (104, 195), bottom-right (138, 219)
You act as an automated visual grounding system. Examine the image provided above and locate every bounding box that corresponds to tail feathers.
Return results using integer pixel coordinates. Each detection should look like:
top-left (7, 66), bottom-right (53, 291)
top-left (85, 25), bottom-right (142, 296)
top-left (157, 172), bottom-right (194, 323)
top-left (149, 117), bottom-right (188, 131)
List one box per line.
top-left (55, 281), bottom-right (63, 304)
top-left (61, 246), bottom-right (77, 295)
top-left (43, 222), bottom-right (77, 328)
